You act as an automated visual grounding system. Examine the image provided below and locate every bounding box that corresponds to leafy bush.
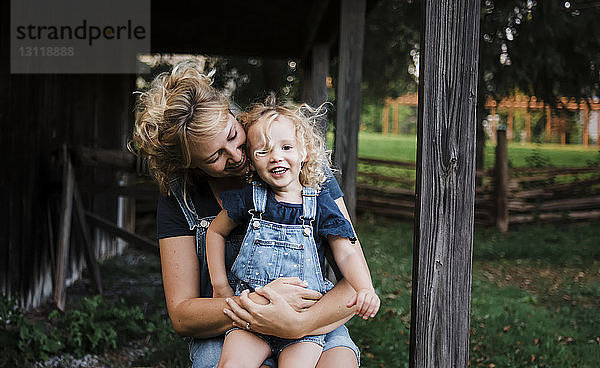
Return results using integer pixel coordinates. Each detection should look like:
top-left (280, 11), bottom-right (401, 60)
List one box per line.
top-left (0, 295), bottom-right (152, 366)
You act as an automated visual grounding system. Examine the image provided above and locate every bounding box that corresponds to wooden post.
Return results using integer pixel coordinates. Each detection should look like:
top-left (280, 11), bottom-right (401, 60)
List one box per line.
top-left (54, 145), bottom-right (74, 311)
top-left (525, 108), bottom-right (531, 143)
top-left (312, 44), bottom-right (330, 136)
top-left (382, 104), bottom-right (389, 135)
top-left (507, 108), bottom-right (514, 140)
top-left (495, 128), bottom-right (509, 232)
top-left (545, 105), bottom-right (552, 142)
top-left (334, 0), bottom-right (365, 220)
top-left (582, 102), bottom-right (589, 146)
top-left (560, 111), bottom-right (567, 145)
top-left (392, 103), bottom-right (400, 134)
top-left (73, 177), bottom-right (103, 294)
top-left (409, 0), bottom-right (480, 367)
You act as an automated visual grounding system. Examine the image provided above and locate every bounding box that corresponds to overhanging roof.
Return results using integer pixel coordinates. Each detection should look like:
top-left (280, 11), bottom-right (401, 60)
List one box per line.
top-left (150, 0), bottom-right (377, 59)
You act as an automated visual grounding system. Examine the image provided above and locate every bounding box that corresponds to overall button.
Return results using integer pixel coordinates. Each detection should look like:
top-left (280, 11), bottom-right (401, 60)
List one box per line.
top-left (252, 220), bottom-right (261, 229)
top-left (200, 219), bottom-right (209, 228)
top-left (303, 227), bottom-right (311, 236)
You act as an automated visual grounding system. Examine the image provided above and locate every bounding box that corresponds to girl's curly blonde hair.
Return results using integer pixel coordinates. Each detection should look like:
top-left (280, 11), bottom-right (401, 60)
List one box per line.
top-left (131, 61), bottom-right (230, 196)
top-left (238, 94), bottom-right (331, 189)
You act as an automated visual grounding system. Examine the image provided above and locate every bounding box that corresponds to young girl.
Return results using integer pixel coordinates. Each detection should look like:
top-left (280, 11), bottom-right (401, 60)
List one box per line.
top-left (206, 97), bottom-right (379, 368)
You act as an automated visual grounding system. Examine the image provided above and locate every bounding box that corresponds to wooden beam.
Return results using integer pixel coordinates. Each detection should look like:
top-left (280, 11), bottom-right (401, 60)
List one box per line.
top-left (392, 103), bottom-right (400, 134)
top-left (495, 129), bottom-right (509, 232)
top-left (85, 211), bottom-right (159, 256)
top-left (334, 0), bottom-right (366, 220)
top-left (73, 179), bottom-right (103, 295)
top-left (311, 43), bottom-right (330, 136)
top-left (382, 104), bottom-right (389, 135)
top-left (507, 108), bottom-right (514, 140)
top-left (545, 105), bottom-right (552, 142)
top-left (409, 0), bottom-right (480, 366)
top-left (560, 111), bottom-right (567, 145)
top-left (525, 108), bottom-right (531, 143)
top-left (583, 103), bottom-right (589, 146)
top-left (71, 146), bottom-right (136, 171)
top-left (302, 0), bottom-right (332, 58)
top-left (54, 146), bottom-right (74, 311)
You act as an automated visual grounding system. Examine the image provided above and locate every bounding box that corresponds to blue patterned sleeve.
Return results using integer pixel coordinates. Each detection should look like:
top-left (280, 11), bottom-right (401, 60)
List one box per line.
top-left (218, 186), bottom-right (252, 224)
top-left (317, 189), bottom-right (356, 243)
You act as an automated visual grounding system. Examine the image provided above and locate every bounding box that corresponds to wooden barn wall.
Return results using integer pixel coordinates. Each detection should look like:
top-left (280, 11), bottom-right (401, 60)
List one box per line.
top-left (1, 10), bottom-right (135, 308)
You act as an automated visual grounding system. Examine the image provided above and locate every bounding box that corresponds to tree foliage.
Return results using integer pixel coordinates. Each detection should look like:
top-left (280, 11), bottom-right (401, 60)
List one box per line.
top-left (361, 0), bottom-right (600, 105)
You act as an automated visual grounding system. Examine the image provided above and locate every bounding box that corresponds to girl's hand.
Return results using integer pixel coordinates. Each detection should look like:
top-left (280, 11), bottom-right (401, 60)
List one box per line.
top-left (223, 288), bottom-right (306, 339)
top-left (347, 288), bottom-right (380, 320)
top-left (265, 277), bottom-right (322, 312)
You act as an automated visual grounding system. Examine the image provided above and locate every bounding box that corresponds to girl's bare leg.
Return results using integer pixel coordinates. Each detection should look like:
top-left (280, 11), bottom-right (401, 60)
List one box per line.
top-left (278, 341), bottom-right (323, 368)
top-left (218, 329), bottom-right (271, 368)
top-left (316, 346), bottom-right (359, 368)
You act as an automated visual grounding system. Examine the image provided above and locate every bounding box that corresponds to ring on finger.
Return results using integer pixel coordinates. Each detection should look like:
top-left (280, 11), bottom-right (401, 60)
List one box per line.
top-left (246, 322), bottom-right (251, 331)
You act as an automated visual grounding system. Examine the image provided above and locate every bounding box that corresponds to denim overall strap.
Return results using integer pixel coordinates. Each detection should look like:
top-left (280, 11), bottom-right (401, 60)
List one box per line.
top-left (169, 179), bottom-right (199, 230)
top-left (301, 186), bottom-right (318, 221)
top-left (252, 181), bottom-right (268, 214)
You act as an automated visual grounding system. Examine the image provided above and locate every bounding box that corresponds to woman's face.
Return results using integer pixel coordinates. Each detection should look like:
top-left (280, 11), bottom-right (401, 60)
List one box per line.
top-left (189, 114), bottom-right (248, 178)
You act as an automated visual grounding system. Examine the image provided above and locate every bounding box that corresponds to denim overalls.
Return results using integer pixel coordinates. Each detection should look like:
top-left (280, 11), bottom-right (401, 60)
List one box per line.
top-left (227, 182), bottom-right (334, 355)
top-left (231, 182), bottom-right (334, 295)
top-left (168, 179), bottom-right (359, 367)
top-left (169, 179), bottom-right (243, 297)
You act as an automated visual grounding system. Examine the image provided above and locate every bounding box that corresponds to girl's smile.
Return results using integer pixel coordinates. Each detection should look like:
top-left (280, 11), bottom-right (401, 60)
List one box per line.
top-left (247, 116), bottom-right (305, 202)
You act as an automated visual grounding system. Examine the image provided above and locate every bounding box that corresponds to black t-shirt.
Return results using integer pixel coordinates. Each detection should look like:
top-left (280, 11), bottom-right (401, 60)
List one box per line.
top-left (156, 174), bottom-right (344, 239)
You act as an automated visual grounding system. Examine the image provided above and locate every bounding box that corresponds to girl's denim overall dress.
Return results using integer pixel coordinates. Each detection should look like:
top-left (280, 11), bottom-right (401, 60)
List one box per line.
top-left (168, 179), bottom-right (359, 367)
top-left (228, 182), bottom-right (334, 354)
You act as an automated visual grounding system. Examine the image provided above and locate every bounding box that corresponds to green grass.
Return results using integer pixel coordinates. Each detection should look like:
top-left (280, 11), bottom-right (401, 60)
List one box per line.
top-left (349, 216), bottom-right (600, 368)
top-left (9, 215), bottom-right (599, 367)
top-left (332, 132), bottom-right (600, 169)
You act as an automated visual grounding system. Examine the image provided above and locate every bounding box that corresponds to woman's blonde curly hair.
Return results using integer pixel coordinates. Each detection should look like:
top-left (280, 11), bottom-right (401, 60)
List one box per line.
top-left (238, 94), bottom-right (331, 189)
top-left (131, 61), bottom-right (230, 196)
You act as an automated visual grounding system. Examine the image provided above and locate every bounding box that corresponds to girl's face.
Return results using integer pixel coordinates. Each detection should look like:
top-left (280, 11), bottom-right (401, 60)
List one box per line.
top-left (247, 116), bottom-right (305, 195)
top-left (189, 114), bottom-right (248, 178)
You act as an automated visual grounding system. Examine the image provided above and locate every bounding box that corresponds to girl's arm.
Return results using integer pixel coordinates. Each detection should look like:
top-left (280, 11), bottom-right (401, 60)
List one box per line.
top-left (333, 197), bottom-right (380, 319)
top-left (206, 210), bottom-right (237, 297)
top-left (160, 235), bottom-right (323, 338)
top-left (329, 236), bottom-right (380, 319)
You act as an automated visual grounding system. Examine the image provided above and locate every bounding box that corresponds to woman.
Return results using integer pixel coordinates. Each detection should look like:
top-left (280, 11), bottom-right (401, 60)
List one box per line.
top-left (132, 61), bottom-right (367, 367)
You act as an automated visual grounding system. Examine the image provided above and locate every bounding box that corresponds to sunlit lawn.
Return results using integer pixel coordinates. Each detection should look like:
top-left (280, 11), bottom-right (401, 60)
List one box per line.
top-left (349, 217), bottom-right (600, 368)
top-left (337, 132), bottom-right (600, 168)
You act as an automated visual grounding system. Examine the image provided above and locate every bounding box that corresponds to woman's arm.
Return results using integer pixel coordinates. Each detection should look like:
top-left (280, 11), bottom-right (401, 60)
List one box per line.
top-left (160, 235), bottom-right (235, 338)
top-left (206, 210), bottom-right (237, 297)
top-left (224, 278), bottom-right (357, 339)
top-left (222, 197), bottom-right (368, 338)
top-left (161, 235), bottom-right (323, 338)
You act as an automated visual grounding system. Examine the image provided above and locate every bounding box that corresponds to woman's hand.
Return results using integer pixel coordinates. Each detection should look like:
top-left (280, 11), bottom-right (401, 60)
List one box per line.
top-left (264, 277), bottom-right (322, 312)
top-left (223, 287), bottom-right (308, 339)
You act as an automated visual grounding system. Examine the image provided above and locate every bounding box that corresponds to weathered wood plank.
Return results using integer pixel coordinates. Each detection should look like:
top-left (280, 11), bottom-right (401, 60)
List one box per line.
top-left (495, 129), bottom-right (509, 232)
top-left (334, 0), bottom-right (366, 220)
top-left (409, 0), bottom-right (480, 367)
top-left (85, 211), bottom-right (158, 256)
top-left (359, 157), bottom-right (417, 168)
top-left (73, 179), bottom-right (103, 294)
top-left (72, 146), bottom-right (137, 171)
top-left (54, 146), bottom-right (75, 311)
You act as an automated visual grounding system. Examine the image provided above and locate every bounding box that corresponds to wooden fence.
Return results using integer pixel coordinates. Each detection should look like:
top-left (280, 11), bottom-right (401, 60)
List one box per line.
top-left (356, 157), bottom-right (600, 227)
